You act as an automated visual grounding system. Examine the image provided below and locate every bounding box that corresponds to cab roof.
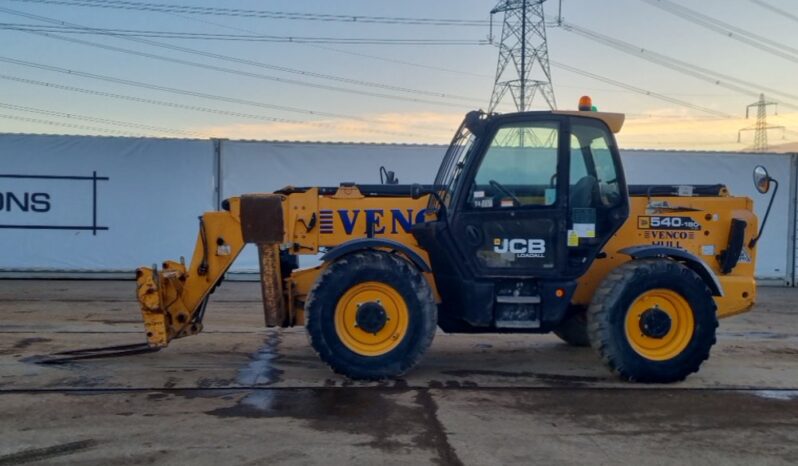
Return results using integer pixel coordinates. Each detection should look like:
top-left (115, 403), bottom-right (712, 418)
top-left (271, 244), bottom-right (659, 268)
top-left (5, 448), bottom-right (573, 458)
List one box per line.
top-left (480, 110), bottom-right (625, 134)
top-left (552, 110), bottom-right (625, 133)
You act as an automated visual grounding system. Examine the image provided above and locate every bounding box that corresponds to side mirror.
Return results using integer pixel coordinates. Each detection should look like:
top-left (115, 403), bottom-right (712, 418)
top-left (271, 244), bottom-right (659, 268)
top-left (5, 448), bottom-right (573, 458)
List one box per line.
top-left (749, 165), bottom-right (779, 248)
top-left (753, 165), bottom-right (772, 194)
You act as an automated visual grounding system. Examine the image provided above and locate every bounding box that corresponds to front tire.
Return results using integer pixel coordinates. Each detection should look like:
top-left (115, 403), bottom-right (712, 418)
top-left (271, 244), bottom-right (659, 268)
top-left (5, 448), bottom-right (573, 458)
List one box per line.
top-left (587, 259), bottom-right (718, 383)
top-left (306, 250), bottom-right (437, 380)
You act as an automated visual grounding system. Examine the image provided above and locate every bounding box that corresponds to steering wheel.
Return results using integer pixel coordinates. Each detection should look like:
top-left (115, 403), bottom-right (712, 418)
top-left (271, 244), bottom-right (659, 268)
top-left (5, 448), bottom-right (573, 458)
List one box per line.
top-left (489, 180), bottom-right (521, 207)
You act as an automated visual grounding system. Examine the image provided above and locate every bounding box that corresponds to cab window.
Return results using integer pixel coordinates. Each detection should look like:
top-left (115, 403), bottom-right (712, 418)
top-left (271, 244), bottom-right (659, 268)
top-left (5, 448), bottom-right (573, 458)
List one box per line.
top-left (569, 135), bottom-right (589, 183)
top-left (470, 122), bottom-right (559, 208)
top-left (570, 120), bottom-right (622, 208)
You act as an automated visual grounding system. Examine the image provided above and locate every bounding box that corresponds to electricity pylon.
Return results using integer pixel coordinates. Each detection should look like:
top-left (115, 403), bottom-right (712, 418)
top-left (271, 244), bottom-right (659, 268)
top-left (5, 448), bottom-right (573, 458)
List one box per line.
top-left (488, 0), bottom-right (557, 114)
top-left (738, 93), bottom-right (785, 152)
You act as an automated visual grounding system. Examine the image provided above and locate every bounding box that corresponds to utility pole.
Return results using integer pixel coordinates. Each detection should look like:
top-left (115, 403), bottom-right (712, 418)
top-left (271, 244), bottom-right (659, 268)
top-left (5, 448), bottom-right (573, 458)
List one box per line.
top-left (488, 0), bottom-right (557, 114)
top-left (738, 93), bottom-right (785, 152)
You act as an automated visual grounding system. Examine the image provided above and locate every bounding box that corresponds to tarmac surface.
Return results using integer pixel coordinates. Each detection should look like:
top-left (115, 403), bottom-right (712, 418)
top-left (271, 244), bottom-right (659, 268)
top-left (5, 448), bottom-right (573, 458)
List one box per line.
top-left (1, 280), bottom-right (797, 465)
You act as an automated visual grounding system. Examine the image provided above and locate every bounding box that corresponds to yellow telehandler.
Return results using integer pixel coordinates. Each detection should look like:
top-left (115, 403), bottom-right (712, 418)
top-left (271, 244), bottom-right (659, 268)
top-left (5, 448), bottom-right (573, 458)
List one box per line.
top-left (45, 98), bottom-right (777, 383)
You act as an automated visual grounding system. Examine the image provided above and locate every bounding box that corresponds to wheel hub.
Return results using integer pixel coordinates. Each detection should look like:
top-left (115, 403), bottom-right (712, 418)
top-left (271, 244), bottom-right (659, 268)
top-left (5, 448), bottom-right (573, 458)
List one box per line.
top-left (639, 307), bottom-right (672, 339)
top-left (355, 302), bottom-right (388, 334)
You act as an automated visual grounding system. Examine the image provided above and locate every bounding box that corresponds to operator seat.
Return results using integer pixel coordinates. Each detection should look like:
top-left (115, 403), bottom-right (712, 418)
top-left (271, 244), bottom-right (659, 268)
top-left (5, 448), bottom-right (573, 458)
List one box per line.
top-left (570, 175), bottom-right (599, 208)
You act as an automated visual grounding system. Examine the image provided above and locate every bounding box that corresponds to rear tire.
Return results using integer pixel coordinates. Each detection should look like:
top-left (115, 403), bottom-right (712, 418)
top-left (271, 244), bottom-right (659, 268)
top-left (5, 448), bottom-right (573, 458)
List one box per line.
top-left (553, 309), bottom-right (590, 347)
top-left (587, 259), bottom-right (718, 383)
top-left (306, 250), bottom-right (437, 380)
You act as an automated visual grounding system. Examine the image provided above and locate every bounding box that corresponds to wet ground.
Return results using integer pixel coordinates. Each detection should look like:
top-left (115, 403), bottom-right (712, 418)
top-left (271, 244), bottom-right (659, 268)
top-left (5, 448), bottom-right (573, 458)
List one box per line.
top-left (1, 280), bottom-right (797, 465)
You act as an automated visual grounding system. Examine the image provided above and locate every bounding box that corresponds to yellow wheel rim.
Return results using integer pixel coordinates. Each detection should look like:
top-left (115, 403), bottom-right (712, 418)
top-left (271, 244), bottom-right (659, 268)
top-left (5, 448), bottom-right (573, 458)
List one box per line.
top-left (624, 289), bottom-right (695, 361)
top-left (334, 281), bottom-right (409, 357)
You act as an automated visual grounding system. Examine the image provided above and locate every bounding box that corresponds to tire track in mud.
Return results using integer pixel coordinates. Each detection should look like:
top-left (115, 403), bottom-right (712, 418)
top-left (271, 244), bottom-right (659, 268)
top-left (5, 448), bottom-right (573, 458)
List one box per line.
top-left (0, 440), bottom-right (97, 465)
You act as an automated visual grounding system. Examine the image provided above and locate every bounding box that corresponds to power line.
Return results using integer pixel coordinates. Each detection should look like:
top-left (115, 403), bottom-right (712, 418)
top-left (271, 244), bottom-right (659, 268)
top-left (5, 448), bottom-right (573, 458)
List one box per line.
top-left (0, 74), bottom-right (303, 124)
top-left (0, 6), bottom-right (482, 103)
top-left (0, 22), bottom-right (490, 45)
top-left (161, 3), bottom-right (738, 115)
top-left (0, 46), bottom-right (459, 131)
top-left (550, 60), bottom-right (735, 118)
top-left (0, 74), bottom-right (427, 138)
top-left (641, 0), bottom-right (798, 64)
top-left (560, 21), bottom-right (798, 111)
top-left (54, 2), bottom-right (740, 119)
top-left (4, 6), bottom-right (754, 139)
top-left (17, 31), bottom-right (476, 109)
top-left (0, 8), bottom-right (486, 117)
top-left (621, 140), bottom-right (742, 147)
top-left (0, 102), bottom-right (200, 136)
top-left (35, 4), bottom-right (494, 89)
top-left (0, 55), bottom-right (369, 120)
top-left (625, 113), bottom-right (731, 121)
top-left (0, 112), bottom-right (146, 136)
top-left (749, 0), bottom-right (798, 24)
top-left (161, 10), bottom-right (497, 79)
top-left (304, 43), bottom-right (495, 79)
top-left (0, 8), bottom-right (478, 131)
top-left (558, 84), bottom-right (735, 97)
top-left (7, 0), bottom-right (491, 26)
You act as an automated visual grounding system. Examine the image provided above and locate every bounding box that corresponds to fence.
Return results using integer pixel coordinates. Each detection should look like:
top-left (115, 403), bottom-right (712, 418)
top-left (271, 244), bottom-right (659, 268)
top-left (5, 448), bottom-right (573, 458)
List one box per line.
top-left (0, 133), bottom-right (794, 284)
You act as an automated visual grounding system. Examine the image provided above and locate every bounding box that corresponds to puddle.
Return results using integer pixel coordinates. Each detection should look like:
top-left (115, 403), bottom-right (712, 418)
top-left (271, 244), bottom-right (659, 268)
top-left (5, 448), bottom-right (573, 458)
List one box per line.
top-left (206, 388), bottom-right (463, 464)
top-left (751, 390), bottom-right (798, 401)
top-left (238, 389), bottom-right (275, 411)
top-left (440, 369), bottom-right (606, 386)
top-left (196, 331), bottom-right (285, 411)
top-left (235, 331), bottom-right (283, 387)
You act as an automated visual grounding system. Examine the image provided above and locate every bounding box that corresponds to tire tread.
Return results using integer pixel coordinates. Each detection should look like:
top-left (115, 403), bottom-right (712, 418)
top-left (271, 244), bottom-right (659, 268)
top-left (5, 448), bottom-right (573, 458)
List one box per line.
top-left (587, 259), bottom-right (718, 383)
top-left (305, 250), bottom-right (437, 380)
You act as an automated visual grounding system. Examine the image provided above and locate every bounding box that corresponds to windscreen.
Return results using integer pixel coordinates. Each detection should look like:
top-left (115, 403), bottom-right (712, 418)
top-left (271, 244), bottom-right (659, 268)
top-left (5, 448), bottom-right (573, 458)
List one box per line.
top-left (432, 122), bottom-right (476, 208)
top-left (469, 122), bottom-right (560, 208)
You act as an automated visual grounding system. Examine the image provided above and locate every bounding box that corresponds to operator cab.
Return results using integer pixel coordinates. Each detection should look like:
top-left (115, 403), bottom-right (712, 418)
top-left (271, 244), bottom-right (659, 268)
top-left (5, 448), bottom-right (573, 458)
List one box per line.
top-left (413, 98), bottom-right (629, 332)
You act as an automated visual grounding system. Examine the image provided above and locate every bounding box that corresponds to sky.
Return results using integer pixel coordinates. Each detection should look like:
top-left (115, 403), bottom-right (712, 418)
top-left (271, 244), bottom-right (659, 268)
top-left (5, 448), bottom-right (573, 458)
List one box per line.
top-left (1, 0), bottom-right (797, 151)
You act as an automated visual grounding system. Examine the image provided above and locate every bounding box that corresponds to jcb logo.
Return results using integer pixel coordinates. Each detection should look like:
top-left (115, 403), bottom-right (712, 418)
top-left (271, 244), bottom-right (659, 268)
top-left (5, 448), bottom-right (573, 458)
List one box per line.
top-left (493, 238), bottom-right (546, 258)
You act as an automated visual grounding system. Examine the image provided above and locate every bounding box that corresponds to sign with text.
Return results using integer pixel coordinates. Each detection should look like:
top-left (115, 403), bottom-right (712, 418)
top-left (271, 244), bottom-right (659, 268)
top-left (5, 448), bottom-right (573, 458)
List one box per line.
top-left (0, 173), bottom-right (109, 234)
top-left (0, 133), bottom-right (215, 271)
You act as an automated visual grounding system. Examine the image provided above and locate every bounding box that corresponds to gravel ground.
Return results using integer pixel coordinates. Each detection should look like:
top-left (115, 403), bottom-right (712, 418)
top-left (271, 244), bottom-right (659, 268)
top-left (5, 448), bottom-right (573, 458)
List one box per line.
top-left (1, 280), bottom-right (796, 465)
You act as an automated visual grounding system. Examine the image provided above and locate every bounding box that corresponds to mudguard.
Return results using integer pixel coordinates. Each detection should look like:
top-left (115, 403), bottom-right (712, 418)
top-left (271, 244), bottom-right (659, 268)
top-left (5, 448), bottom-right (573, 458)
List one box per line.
top-left (321, 238), bottom-right (431, 272)
top-left (618, 245), bottom-right (724, 297)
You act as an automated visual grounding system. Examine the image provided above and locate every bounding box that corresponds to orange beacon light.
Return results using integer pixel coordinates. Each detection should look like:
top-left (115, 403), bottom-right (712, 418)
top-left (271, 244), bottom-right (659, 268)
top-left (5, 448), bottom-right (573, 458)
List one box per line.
top-left (578, 95), bottom-right (593, 111)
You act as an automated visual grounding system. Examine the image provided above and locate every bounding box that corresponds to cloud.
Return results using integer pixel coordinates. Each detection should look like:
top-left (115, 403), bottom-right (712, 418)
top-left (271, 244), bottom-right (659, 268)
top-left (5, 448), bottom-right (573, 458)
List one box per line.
top-left (619, 110), bottom-right (798, 152)
top-left (190, 108), bottom-right (798, 152)
top-left (192, 111), bottom-right (464, 144)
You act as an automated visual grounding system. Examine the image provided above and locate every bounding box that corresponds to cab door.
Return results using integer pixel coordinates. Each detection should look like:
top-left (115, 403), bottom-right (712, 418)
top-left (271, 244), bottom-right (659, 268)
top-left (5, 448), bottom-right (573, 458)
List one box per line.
top-left (450, 117), bottom-right (569, 278)
top-left (564, 117), bottom-right (629, 276)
